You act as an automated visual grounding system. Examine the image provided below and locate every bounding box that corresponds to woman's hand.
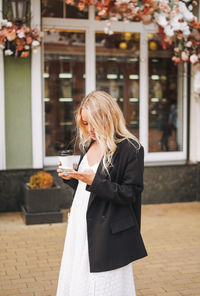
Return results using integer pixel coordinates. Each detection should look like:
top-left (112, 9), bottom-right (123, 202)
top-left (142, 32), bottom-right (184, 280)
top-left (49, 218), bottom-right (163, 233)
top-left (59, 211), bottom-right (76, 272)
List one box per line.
top-left (67, 169), bottom-right (95, 185)
top-left (57, 161), bottom-right (73, 180)
top-left (57, 168), bottom-right (73, 180)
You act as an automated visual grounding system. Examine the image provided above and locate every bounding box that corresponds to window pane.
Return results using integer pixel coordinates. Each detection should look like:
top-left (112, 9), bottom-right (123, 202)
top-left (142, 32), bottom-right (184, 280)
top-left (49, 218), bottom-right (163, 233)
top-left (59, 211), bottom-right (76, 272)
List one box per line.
top-left (41, 0), bottom-right (63, 17)
top-left (148, 34), bottom-right (184, 152)
top-left (44, 30), bottom-right (85, 156)
top-left (65, 4), bottom-right (88, 19)
top-left (96, 32), bottom-right (140, 139)
top-left (41, 0), bottom-right (88, 19)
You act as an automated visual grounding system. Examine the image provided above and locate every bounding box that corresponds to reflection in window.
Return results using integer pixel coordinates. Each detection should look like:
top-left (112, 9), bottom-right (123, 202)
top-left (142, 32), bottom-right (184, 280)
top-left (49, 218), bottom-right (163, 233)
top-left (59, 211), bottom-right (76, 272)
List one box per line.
top-left (41, 0), bottom-right (63, 17)
top-left (44, 30), bottom-right (85, 156)
top-left (148, 34), bottom-right (183, 152)
top-left (96, 32), bottom-right (140, 139)
top-left (41, 0), bottom-right (88, 19)
top-left (65, 4), bottom-right (88, 19)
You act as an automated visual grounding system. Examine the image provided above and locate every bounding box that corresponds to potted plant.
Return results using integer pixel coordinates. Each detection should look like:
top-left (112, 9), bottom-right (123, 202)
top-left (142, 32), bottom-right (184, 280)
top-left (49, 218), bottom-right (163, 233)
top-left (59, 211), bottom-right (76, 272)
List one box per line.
top-left (22, 171), bottom-right (62, 225)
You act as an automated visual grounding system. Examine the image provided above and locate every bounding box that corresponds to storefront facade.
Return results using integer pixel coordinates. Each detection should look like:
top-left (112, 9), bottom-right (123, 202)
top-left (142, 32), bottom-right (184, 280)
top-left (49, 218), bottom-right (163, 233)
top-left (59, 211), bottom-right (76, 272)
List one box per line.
top-left (0, 0), bottom-right (200, 211)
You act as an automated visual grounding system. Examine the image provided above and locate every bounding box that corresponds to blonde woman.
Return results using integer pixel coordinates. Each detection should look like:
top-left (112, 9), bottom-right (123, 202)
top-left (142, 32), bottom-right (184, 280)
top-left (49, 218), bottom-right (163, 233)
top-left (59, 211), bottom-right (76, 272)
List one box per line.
top-left (56, 90), bottom-right (148, 296)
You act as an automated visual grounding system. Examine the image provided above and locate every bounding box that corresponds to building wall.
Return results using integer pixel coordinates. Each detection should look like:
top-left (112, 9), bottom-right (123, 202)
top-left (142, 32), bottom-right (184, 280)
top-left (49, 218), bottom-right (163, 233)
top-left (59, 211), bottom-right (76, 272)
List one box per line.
top-left (0, 164), bottom-right (199, 212)
top-left (4, 56), bottom-right (32, 169)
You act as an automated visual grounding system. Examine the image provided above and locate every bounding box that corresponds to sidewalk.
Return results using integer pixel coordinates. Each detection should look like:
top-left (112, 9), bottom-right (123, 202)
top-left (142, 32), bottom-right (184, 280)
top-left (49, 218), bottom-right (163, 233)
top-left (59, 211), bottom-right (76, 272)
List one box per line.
top-left (0, 202), bottom-right (200, 296)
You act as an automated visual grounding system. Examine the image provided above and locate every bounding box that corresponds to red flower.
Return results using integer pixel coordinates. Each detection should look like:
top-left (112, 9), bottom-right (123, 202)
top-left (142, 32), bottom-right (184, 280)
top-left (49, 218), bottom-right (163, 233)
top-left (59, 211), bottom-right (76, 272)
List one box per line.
top-left (21, 51), bottom-right (29, 58)
top-left (78, 2), bottom-right (85, 10)
top-left (26, 36), bottom-right (33, 44)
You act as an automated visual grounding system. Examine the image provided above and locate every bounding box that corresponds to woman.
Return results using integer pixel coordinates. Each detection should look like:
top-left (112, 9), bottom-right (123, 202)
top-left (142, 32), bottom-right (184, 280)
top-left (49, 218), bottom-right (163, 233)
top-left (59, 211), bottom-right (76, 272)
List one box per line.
top-left (56, 90), bottom-right (148, 296)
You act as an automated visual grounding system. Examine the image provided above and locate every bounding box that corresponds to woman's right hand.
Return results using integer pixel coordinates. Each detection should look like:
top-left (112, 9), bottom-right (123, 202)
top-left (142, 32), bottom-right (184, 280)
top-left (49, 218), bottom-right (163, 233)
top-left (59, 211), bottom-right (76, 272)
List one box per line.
top-left (57, 162), bottom-right (73, 180)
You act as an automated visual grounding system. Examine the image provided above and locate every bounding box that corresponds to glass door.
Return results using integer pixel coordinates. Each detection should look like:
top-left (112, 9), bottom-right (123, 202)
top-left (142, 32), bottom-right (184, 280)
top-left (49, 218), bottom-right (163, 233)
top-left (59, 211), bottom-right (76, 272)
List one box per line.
top-left (43, 30), bottom-right (85, 157)
top-left (96, 32), bottom-right (140, 138)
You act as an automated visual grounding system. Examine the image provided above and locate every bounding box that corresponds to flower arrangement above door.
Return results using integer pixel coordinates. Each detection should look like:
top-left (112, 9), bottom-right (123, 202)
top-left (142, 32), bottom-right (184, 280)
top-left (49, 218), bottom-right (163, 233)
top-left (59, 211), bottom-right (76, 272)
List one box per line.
top-left (65, 0), bottom-right (200, 66)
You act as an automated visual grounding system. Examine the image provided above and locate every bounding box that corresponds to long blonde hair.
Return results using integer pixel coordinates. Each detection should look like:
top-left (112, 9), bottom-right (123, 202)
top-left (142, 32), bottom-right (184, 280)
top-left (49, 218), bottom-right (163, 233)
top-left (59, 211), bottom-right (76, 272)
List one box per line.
top-left (75, 90), bottom-right (140, 174)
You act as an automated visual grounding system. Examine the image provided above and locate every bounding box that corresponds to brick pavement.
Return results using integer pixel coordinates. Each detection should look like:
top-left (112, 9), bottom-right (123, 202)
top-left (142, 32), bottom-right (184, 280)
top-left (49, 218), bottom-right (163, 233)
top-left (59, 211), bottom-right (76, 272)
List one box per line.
top-left (0, 202), bottom-right (199, 296)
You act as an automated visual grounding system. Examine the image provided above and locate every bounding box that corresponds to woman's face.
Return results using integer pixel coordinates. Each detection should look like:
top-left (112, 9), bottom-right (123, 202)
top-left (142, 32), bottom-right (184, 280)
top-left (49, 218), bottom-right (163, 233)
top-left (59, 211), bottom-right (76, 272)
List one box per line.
top-left (81, 108), bottom-right (96, 140)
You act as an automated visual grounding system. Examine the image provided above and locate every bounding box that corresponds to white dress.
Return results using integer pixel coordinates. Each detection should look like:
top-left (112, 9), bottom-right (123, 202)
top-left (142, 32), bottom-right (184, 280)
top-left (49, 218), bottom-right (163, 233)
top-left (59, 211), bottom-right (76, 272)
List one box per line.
top-left (56, 153), bottom-right (136, 296)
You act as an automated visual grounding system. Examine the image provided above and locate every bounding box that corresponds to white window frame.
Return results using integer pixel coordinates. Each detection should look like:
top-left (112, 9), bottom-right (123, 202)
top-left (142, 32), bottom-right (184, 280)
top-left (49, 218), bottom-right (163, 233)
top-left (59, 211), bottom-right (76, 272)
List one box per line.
top-left (189, 5), bottom-right (200, 163)
top-left (0, 0), bottom-right (6, 170)
top-left (31, 0), bottom-right (43, 168)
top-left (39, 4), bottom-right (188, 167)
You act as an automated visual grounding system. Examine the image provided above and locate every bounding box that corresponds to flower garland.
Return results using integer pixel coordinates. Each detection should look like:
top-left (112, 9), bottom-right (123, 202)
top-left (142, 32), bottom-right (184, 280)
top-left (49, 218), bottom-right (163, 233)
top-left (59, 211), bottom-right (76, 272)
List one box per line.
top-left (0, 19), bottom-right (42, 58)
top-left (65, 0), bottom-right (200, 66)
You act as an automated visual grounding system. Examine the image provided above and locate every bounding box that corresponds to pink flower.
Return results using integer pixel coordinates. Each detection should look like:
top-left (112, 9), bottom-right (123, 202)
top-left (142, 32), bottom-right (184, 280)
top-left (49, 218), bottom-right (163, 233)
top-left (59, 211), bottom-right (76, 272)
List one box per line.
top-left (186, 41), bottom-right (192, 47)
top-left (99, 9), bottom-right (107, 16)
top-left (6, 29), bottom-right (16, 41)
top-left (26, 36), bottom-right (33, 44)
top-left (181, 51), bottom-right (189, 61)
top-left (194, 30), bottom-right (200, 41)
top-left (24, 26), bottom-right (30, 33)
top-left (174, 47), bottom-right (180, 53)
top-left (32, 28), bottom-right (39, 37)
top-left (190, 54), bottom-right (198, 64)
top-left (65, 0), bottom-right (74, 4)
top-left (159, 2), bottom-right (171, 13)
top-left (172, 56), bottom-right (181, 64)
top-left (78, 2), bottom-right (85, 10)
top-left (142, 15), bottom-right (152, 25)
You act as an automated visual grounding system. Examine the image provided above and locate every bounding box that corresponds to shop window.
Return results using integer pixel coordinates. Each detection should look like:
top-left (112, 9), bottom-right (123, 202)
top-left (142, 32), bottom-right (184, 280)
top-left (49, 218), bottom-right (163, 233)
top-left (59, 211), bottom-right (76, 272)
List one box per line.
top-left (43, 30), bottom-right (85, 156)
top-left (96, 32), bottom-right (140, 139)
top-left (148, 34), bottom-right (184, 153)
top-left (41, 11), bottom-right (187, 165)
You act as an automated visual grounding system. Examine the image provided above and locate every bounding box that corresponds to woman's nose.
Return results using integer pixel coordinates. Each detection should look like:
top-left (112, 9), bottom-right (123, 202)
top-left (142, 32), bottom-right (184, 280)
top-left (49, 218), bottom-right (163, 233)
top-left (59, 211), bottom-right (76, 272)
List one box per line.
top-left (88, 124), bottom-right (94, 132)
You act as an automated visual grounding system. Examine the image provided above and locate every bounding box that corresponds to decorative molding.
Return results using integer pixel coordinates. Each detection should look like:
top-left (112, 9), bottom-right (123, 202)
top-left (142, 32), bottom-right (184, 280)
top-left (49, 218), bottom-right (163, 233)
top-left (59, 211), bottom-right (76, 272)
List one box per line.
top-left (0, 0), bottom-right (6, 170)
top-left (31, 0), bottom-right (43, 168)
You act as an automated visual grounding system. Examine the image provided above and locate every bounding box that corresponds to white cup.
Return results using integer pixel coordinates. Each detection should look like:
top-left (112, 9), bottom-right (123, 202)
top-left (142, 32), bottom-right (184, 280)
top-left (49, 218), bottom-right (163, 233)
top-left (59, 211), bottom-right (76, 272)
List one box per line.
top-left (59, 150), bottom-right (74, 172)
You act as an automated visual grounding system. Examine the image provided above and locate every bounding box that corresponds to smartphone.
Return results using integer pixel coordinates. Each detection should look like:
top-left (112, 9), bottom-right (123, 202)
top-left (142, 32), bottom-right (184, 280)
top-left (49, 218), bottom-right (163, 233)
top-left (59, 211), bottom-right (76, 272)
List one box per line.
top-left (60, 169), bottom-right (76, 176)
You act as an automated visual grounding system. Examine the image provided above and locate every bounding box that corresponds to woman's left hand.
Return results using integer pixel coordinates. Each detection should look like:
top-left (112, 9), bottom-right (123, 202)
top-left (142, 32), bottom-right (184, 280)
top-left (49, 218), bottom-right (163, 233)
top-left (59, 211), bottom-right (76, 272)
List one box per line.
top-left (68, 169), bottom-right (95, 185)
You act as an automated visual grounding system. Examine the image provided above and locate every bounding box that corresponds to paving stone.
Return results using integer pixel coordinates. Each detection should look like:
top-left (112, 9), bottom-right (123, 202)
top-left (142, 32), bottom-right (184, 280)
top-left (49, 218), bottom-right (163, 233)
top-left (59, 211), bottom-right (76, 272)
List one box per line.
top-left (0, 203), bottom-right (199, 295)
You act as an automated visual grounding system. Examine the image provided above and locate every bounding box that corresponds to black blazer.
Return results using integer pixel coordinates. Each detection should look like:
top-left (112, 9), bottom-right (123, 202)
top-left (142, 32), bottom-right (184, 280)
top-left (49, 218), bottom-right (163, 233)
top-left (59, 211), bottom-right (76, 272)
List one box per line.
top-left (63, 138), bottom-right (148, 272)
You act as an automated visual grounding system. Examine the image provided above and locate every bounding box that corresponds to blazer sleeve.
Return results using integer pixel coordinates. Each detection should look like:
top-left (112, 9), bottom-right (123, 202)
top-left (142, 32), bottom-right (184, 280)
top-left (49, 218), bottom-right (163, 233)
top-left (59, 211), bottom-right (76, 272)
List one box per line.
top-left (85, 145), bottom-right (144, 205)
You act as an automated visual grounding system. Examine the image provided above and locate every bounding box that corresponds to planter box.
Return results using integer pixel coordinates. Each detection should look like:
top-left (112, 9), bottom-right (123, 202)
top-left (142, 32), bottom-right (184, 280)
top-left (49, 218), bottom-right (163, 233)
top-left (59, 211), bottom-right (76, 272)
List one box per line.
top-left (21, 205), bottom-right (63, 225)
top-left (23, 183), bottom-right (61, 213)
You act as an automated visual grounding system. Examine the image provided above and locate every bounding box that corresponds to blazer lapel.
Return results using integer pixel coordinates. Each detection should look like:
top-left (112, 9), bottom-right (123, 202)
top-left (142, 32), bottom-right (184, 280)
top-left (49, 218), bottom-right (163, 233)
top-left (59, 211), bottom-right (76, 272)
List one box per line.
top-left (78, 139), bottom-right (107, 211)
top-left (87, 159), bottom-right (105, 210)
top-left (87, 152), bottom-right (110, 211)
